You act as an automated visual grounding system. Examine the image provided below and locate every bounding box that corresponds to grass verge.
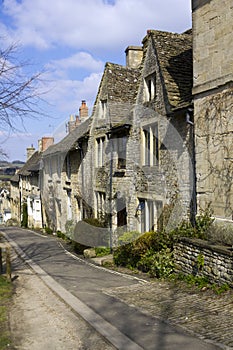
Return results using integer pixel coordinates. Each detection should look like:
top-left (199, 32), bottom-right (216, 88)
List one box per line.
top-left (0, 275), bottom-right (13, 349)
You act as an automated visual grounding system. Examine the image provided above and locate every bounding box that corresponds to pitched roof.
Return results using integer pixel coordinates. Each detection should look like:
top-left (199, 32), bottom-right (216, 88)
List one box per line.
top-left (17, 151), bottom-right (42, 176)
top-left (42, 117), bottom-right (92, 157)
top-left (149, 29), bottom-right (193, 111)
top-left (93, 62), bottom-right (141, 127)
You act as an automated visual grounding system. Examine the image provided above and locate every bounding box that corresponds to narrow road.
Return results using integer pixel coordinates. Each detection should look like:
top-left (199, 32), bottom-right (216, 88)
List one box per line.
top-left (2, 227), bottom-right (221, 350)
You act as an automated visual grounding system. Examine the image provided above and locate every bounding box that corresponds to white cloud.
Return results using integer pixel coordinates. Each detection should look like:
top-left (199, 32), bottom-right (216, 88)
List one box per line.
top-left (43, 71), bottom-right (102, 116)
top-left (2, 0), bottom-right (191, 51)
top-left (46, 52), bottom-right (104, 73)
top-left (0, 0), bottom-right (191, 160)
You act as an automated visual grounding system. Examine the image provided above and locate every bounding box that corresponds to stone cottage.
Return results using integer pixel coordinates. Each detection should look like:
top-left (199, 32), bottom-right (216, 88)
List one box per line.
top-left (9, 28), bottom-right (194, 244)
top-left (90, 60), bottom-right (141, 243)
top-left (41, 103), bottom-right (92, 234)
top-left (10, 137), bottom-right (54, 228)
top-left (192, 0), bottom-right (233, 221)
top-left (130, 29), bottom-right (194, 233)
top-left (84, 28), bottom-right (194, 246)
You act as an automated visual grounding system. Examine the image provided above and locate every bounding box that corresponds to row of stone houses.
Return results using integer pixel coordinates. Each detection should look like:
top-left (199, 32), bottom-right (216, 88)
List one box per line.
top-left (10, 0), bottom-right (233, 246)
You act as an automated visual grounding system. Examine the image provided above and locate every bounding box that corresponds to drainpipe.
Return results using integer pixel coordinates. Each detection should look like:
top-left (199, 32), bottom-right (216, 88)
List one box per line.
top-left (186, 107), bottom-right (197, 226)
top-left (109, 137), bottom-right (113, 253)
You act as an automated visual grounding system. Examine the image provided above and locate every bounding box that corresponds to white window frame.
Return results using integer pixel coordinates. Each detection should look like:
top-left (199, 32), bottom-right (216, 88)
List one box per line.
top-left (144, 74), bottom-right (156, 101)
top-left (96, 136), bottom-right (105, 167)
top-left (138, 199), bottom-right (163, 233)
top-left (142, 123), bottom-right (159, 166)
top-left (95, 191), bottom-right (106, 220)
top-left (100, 99), bottom-right (107, 119)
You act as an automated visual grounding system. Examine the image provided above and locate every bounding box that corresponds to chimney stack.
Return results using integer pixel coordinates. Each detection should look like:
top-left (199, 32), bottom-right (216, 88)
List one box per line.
top-left (125, 46), bottom-right (143, 68)
top-left (26, 145), bottom-right (36, 160)
top-left (38, 137), bottom-right (54, 152)
top-left (79, 100), bottom-right (88, 121)
top-left (67, 114), bottom-right (76, 133)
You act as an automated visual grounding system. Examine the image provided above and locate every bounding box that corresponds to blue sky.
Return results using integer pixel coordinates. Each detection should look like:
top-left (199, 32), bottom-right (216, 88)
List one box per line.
top-left (0, 0), bottom-right (192, 161)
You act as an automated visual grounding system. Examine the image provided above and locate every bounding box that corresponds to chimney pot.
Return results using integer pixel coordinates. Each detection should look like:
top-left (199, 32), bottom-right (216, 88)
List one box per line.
top-left (79, 100), bottom-right (88, 121)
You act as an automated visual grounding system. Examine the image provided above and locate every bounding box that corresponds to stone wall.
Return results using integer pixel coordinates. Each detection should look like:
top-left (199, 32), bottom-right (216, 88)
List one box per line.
top-left (194, 87), bottom-right (233, 219)
top-left (174, 237), bottom-right (233, 286)
top-left (193, 0), bottom-right (233, 221)
top-left (192, 0), bottom-right (233, 94)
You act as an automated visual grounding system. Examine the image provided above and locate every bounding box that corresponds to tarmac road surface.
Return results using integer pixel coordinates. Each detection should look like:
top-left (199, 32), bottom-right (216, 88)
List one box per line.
top-left (2, 227), bottom-right (222, 350)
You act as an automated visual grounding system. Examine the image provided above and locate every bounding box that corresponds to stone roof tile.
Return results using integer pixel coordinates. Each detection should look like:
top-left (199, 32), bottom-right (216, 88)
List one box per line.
top-left (150, 29), bottom-right (193, 111)
top-left (17, 151), bottom-right (42, 176)
top-left (42, 117), bottom-right (92, 157)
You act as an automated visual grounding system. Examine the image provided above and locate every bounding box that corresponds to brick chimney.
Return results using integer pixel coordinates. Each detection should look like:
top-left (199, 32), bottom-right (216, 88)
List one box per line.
top-left (26, 145), bottom-right (36, 160)
top-left (79, 100), bottom-right (88, 121)
top-left (38, 137), bottom-right (54, 152)
top-left (125, 46), bottom-right (143, 68)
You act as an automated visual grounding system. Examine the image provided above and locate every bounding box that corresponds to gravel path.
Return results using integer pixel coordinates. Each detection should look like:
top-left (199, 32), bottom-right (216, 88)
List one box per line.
top-left (9, 256), bottom-right (115, 350)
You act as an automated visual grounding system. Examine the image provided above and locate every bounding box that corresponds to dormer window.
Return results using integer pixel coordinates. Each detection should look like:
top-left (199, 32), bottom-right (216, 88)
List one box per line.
top-left (145, 74), bottom-right (156, 101)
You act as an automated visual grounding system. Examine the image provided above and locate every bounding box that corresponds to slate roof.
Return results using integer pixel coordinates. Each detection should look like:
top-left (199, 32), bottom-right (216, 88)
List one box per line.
top-left (42, 117), bottom-right (92, 157)
top-left (93, 62), bottom-right (141, 127)
top-left (17, 151), bottom-right (42, 176)
top-left (149, 29), bottom-right (193, 111)
top-left (95, 62), bottom-right (140, 104)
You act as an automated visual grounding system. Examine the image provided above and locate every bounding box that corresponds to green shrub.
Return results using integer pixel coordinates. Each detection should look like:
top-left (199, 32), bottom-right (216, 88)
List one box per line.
top-left (117, 231), bottom-right (141, 245)
top-left (137, 248), bottom-right (174, 278)
top-left (45, 226), bottom-right (53, 235)
top-left (114, 207), bottom-right (215, 278)
top-left (95, 247), bottom-right (111, 257)
top-left (21, 202), bottom-right (28, 228)
top-left (171, 206), bottom-right (214, 240)
top-left (56, 231), bottom-right (69, 241)
top-left (113, 230), bottom-right (175, 269)
top-left (71, 240), bottom-right (90, 254)
top-left (113, 242), bottom-right (134, 267)
top-left (195, 206), bottom-right (214, 238)
top-left (211, 283), bottom-right (230, 295)
top-left (175, 273), bottom-right (210, 289)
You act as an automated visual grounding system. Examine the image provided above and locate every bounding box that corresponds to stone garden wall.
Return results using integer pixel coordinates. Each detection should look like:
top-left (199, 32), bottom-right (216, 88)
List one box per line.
top-left (173, 237), bottom-right (233, 286)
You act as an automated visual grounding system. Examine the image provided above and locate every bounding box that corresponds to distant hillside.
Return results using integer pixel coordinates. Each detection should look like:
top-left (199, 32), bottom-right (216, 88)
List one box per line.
top-left (0, 160), bottom-right (25, 168)
top-left (12, 160), bottom-right (25, 165)
top-left (0, 160), bottom-right (25, 180)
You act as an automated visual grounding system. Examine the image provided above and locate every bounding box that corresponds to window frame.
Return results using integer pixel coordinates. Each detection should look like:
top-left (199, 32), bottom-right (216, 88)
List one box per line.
top-left (142, 123), bottom-right (159, 167)
top-left (144, 74), bottom-right (156, 102)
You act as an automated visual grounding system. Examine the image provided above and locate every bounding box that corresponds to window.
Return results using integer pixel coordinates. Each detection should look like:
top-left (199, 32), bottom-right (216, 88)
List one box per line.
top-left (145, 74), bottom-right (156, 101)
top-left (138, 199), bottom-right (162, 233)
top-left (100, 100), bottom-right (107, 119)
top-left (67, 191), bottom-right (72, 220)
top-left (116, 136), bottom-right (127, 169)
top-left (116, 197), bottom-right (127, 227)
top-left (142, 124), bottom-right (159, 166)
top-left (96, 137), bottom-right (105, 167)
top-left (95, 191), bottom-right (106, 220)
top-left (66, 154), bottom-right (71, 180)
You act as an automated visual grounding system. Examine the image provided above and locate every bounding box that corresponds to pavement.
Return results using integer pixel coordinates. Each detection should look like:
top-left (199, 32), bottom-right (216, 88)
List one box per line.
top-left (1, 227), bottom-right (233, 350)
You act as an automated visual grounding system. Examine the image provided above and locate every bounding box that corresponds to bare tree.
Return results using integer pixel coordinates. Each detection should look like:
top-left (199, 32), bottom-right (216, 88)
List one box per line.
top-left (0, 42), bottom-right (46, 132)
top-left (0, 41), bottom-right (48, 159)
